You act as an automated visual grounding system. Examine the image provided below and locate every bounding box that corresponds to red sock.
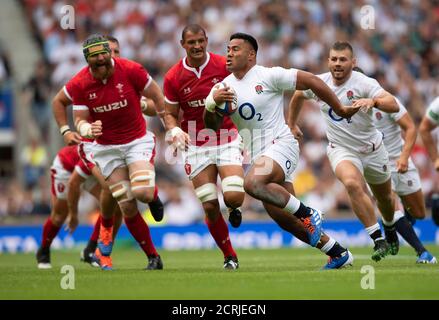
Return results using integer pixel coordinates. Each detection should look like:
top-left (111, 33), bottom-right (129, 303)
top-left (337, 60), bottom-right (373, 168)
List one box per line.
top-left (124, 212), bottom-right (158, 257)
top-left (101, 216), bottom-right (114, 228)
top-left (90, 215), bottom-right (102, 242)
top-left (205, 215), bottom-right (237, 258)
top-left (153, 186), bottom-right (158, 201)
top-left (41, 218), bottom-right (61, 248)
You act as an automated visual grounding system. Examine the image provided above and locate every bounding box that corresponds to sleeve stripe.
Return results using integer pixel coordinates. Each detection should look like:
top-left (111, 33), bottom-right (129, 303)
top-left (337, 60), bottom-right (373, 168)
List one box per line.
top-left (165, 97), bottom-right (179, 105)
top-left (75, 165), bottom-right (90, 179)
top-left (63, 86), bottom-right (73, 101)
top-left (143, 75), bottom-right (152, 91)
top-left (73, 105), bottom-right (89, 111)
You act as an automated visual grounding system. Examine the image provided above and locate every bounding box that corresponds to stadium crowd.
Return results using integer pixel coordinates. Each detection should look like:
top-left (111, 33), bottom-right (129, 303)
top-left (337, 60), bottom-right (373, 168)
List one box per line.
top-left (3, 0), bottom-right (438, 223)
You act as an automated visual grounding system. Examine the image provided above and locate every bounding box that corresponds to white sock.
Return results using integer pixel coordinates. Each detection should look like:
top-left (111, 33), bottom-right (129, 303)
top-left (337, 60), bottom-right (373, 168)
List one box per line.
top-left (393, 210), bottom-right (404, 223)
top-left (283, 195), bottom-right (301, 214)
top-left (320, 237), bottom-right (336, 254)
top-left (365, 223), bottom-right (381, 235)
top-left (382, 210), bottom-right (404, 227)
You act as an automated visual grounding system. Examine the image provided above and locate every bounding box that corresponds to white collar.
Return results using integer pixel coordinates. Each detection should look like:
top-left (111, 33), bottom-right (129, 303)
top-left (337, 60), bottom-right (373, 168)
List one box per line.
top-left (182, 53), bottom-right (211, 79)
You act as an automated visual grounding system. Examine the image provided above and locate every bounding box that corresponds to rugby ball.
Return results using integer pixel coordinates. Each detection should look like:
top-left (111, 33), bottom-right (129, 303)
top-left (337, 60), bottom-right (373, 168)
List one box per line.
top-left (213, 82), bottom-right (238, 116)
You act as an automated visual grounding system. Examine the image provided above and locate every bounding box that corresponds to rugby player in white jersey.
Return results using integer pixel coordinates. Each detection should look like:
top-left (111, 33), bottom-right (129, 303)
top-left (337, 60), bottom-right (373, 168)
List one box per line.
top-left (289, 42), bottom-right (400, 262)
top-left (204, 33), bottom-right (361, 269)
top-left (419, 96), bottom-right (439, 226)
top-left (362, 66), bottom-right (436, 263)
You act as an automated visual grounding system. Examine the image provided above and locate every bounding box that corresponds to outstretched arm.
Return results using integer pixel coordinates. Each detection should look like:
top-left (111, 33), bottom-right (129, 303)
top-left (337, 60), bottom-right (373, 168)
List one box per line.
top-left (65, 170), bottom-right (86, 234)
top-left (352, 90), bottom-right (399, 113)
top-left (295, 71), bottom-right (360, 118)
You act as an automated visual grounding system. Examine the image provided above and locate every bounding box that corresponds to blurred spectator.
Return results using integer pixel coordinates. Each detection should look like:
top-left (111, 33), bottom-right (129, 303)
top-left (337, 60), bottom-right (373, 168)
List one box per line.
top-left (20, 138), bottom-right (48, 190)
top-left (23, 61), bottom-right (52, 141)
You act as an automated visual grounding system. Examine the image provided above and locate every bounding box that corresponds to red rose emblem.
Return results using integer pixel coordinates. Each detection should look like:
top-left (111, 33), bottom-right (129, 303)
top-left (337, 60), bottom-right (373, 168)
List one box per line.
top-left (184, 163), bottom-right (192, 175)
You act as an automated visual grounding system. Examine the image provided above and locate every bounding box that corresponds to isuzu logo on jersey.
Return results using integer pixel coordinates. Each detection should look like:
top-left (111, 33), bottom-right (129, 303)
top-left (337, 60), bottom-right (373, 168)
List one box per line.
top-left (187, 99), bottom-right (205, 108)
top-left (93, 99), bottom-right (128, 112)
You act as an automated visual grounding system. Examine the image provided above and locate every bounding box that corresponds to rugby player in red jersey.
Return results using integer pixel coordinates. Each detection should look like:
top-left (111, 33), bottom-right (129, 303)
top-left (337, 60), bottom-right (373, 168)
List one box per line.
top-left (52, 34), bottom-right (164, 270)
top-left (79, 36), bottom-right (165, 266)
top-left (163, 25), bottom-right (243, 269)
top-left (36, 145), bottom-right (99, 269)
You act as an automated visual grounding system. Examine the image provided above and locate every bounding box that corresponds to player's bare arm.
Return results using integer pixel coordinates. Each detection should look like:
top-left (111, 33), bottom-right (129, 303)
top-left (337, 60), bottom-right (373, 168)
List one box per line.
top-left (352, 90), bottom-right (399, 113)
top-left (65, 170), bottom-right (86, 234)
top-left (396, 113), bottom-right (417, 173)
top-left (295, 70), bottom-right (359, 118)
top-left (143, 79), bottom-right (166, 125)
top-left (140, 97), bottom-right (157, 117)
top-left (419, 116), bottom-right (439, 170)
top-left (52, 88), bottom-right (82, 145)
top-left (163, 101), bottom-right (190, 149)
top-left (73, 108), bottom-right (102, 139)
top-left (287, 91), bottom-right (306, 139)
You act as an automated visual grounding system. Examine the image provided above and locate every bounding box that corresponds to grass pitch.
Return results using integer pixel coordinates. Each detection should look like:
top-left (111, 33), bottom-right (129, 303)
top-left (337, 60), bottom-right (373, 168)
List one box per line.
top-left (1, 245), bottom-right (438, 300)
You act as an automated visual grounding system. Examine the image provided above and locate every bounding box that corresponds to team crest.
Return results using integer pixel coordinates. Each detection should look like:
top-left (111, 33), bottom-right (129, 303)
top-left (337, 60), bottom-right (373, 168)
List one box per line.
top-left (57, 183), bottom-right (65, 193)
top-left (184, 163), bottom-right (192, 175)
top-left (375, 111), bottom-right (382, 120)
top-left (255, 85), bottom-right (263, 94)
top-left (212, 78), bottom-right (219, 84)
top-left (346, 90), bottom-right (354, 101)
top-left (116, 83), bottom-right (124, 93)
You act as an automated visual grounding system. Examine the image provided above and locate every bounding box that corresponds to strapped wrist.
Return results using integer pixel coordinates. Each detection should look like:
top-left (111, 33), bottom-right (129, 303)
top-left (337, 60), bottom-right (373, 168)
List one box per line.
top-left (60, 125), bottom-right (71, 136)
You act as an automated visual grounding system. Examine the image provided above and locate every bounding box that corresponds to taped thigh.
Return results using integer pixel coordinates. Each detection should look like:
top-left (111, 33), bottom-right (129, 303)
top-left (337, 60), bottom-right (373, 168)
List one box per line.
top-left (109, 180), bottom-right (134, 203)
top-left (221, 175), bottom-right (244, 193)
top-left (195, 183), bottom-right (218, 203)
top-left (130, 169), bottom-right (156, 192)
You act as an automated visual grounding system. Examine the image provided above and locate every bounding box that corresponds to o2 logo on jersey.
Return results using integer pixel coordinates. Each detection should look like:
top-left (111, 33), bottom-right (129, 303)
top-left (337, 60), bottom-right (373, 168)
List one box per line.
top-left (328, 107), bottom-right (352, 123)
top-left (238, 103), bottom-right (263, 121)
top-left (285, 160), bottom-right (292, 170)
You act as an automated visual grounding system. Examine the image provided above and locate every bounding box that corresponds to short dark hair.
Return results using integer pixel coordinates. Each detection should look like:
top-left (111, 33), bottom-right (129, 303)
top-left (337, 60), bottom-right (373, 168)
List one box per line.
top-left (353, 66), bottom-right (365, 74)
top-left (181, 24), bottom-right (207, 41)
top-left (331, 41), bottom-right (354, 55)
top-left (106, 35), bottom-right (119, 45)
top-left (230, 33), bottom-right (258, 53)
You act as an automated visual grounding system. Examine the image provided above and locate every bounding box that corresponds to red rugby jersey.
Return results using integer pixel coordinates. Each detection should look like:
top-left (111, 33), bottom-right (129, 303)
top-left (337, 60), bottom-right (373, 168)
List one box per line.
top-left (64, 57), bottom-right (150, 145)
top-left (57, 145), bottom-right (93, 177)
top-left (164, 52), bottom-right (238, 146)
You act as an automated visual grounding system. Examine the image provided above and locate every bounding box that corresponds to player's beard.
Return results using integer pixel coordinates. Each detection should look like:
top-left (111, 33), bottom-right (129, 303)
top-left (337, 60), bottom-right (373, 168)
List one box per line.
top-left (331, 67), bottom-right (349, 81)
top-left (91, 60), bottom-right (112, 79)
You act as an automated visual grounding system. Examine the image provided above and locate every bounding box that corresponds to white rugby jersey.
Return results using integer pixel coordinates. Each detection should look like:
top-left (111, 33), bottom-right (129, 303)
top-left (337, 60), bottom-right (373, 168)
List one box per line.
top-left (426, 96), bottom-right (439, 125)
top-left (223, 65), bottom-right (297, 159)
top-left (303, 71), bottom-right (386, 153)
top-left (372, 98), bottom-right (407, 159)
